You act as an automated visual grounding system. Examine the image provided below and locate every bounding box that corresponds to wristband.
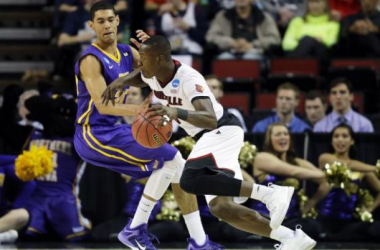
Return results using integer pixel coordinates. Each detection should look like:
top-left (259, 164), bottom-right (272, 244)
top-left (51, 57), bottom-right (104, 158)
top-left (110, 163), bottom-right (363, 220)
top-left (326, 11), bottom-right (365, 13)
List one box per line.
top-left (177, 108), bottom-right (188, 120)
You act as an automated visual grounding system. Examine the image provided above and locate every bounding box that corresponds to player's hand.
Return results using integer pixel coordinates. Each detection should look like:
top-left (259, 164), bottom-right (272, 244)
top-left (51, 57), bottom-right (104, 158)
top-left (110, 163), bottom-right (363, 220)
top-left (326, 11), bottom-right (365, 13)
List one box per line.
top-left (130, 30), bottom-right (150, 49)
top-left (147, 105), bottom-right (177, 127)
top-left (101, 77), bottom-right (126, 106)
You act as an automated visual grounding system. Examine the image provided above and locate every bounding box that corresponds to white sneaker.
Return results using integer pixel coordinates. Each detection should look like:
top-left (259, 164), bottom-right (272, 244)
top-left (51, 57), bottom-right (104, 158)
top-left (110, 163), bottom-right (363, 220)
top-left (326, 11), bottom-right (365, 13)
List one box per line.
top-left (262, 183), bottom-right (294, 230)
top-left (274, 226), bottom-right (316, 250)
top-left (0, 230), bottom-right (18, 244)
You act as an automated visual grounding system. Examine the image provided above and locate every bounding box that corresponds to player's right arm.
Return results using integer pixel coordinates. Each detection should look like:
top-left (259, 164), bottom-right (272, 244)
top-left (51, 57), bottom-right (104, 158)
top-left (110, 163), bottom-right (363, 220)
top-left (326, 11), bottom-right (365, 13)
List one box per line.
top-left (80, 55), bottom-right (146, 116)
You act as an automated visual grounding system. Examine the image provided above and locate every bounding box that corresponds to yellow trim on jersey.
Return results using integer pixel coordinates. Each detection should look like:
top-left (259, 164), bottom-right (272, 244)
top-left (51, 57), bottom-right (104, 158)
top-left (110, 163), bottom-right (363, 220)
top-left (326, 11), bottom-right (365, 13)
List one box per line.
top-left (27, 227), bottom-right (42, 234)
top-left (65, 230), bottom-right (88, 240)
top-left (92, 43), bottom-right (121, 64)
top-left (77, 99), bottom-right (93, 124)
top-left (82, 125), bottom-right (146, 171)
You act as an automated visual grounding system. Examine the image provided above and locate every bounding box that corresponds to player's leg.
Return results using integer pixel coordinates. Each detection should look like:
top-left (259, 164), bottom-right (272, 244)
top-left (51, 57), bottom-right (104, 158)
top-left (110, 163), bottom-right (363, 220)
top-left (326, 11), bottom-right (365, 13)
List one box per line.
top-left (208, 197), bottom-right (316, 250)
top-left (170, 157), bottom-right (220, 249)
top-left (0, 209), bottom-right (28, 243)
top-left (180, 126), bottom-right (294, 230)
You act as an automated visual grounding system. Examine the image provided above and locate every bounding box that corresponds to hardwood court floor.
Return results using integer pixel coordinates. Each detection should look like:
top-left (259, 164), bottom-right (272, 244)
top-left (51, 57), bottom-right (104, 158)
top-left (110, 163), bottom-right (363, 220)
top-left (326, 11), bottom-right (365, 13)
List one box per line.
top-left (1, 242), bottom-right (380, 250)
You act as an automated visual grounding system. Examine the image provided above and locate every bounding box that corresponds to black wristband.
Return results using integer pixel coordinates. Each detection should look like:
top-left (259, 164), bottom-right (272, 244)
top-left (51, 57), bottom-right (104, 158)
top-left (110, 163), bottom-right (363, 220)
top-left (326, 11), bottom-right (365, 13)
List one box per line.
top-left (177, 108), bottom-right (188, 120)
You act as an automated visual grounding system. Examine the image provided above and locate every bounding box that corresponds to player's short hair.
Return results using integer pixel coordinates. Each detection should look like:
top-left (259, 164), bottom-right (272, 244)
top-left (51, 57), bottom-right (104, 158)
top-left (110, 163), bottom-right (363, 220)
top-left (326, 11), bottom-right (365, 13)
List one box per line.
top-left (329, 77), bottom-right (353, 93)
top-left (90, 1), bottom-right (116, 21)
top-left (305, 90), bottom-right (326, 104)
top-left (143, 35), bottom-right (171, 59)
top-left (276, 82), bottom-right (300, 99)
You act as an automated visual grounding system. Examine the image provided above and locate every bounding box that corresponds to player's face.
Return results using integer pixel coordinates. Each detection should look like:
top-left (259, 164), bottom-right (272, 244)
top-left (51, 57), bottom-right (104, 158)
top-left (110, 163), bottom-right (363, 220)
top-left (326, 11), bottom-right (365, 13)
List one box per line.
top-left (332, 127), bottom-right (354, 155)
top-left (90, 9), bottom-right (119, 44)
top-left (329, 83), bottom-right (353, 114)
top-left (276, 89), bottom-right (298, 115)
top-left (125, 87), bottom-right (144, 105)
top-left (206, 78), bottom-right (223, 101)
top-left (138, 44), bottom-right (158, 78)
top-left (305, 98), bottom-right (325, 125)
top-left (270, 125), bottom-right (290, 153)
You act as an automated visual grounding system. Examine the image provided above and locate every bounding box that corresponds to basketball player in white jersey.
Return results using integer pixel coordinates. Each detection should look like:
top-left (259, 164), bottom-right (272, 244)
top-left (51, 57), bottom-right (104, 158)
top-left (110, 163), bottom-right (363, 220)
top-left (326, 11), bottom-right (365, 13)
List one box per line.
top-left (102, 35), bottom-right (316, 250)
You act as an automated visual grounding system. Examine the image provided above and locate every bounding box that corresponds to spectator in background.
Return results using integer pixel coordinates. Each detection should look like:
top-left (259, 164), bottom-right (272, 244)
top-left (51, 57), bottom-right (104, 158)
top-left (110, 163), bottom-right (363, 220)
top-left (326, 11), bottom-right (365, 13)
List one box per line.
top-left (60, 0), bottom-right (128, 13)
top-left (17, 90), bottom-right (43, 130)
top-left (206, 0), bottom-right (281, 60)
top-left (282, 0), bottom-right (339, 62)
top-left (313, 78), bottom-right (374, 133)
top-left (339, 0), bottom-right (380, 57)
top-left (252, 83), bottom-right (311, 133)
top-left (304, 90), bottom-right (327, 126)
top-left (329, 0), bottom-right (360, 21)
top-left (157, 0), bottom-right (208, 55)
top-left (122, 87), bottom-right (145, 125)
top-left (258, 0), bottom-right (306, 28)
top-left (205, 75), bottom-right (248, 132)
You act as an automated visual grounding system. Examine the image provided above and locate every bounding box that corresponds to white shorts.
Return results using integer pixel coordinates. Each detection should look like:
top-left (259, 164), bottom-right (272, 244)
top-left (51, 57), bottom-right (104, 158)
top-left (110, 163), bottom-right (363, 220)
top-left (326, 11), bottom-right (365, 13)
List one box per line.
top-left (187, 126), bottom-right (248, 205)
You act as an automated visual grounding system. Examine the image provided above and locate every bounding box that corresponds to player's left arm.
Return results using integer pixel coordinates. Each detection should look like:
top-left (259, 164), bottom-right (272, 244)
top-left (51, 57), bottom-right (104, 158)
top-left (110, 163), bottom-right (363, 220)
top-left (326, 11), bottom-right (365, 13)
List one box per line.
top-left (148, 97), bottom-right (217, 130)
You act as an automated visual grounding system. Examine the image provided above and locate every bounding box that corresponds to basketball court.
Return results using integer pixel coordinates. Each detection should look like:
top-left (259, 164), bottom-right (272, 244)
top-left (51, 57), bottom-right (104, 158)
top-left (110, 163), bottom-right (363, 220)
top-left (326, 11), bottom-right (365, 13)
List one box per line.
top-left (3, 242), bottom-right (380, 250)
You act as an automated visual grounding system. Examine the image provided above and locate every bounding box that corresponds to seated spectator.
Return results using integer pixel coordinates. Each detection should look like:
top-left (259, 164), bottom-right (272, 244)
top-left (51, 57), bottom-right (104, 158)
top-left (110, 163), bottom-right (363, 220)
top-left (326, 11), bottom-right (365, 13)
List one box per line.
top-left (252, 123), bottom-right (326, 239)
top-left (329, 0), bottom-right (360, 21)
top-left (314, 124), bottom-right (380, 241)
top-left (122, 86), bottom-right (146, 125)
top-left (205, 75), bottom-right (248, 132)
top-left (60, 0), bottom-right (128, 13)
top-left (0, 155), bottom-right (35, 243)
top-left (252, 83), bottom-right (311, 133)
top-left (282, 0), bottom-right (339, 62)
top-left (157, 0), bottom-right (208, 55)
top-left (304, 90), bottom-right (327, 127)
top-left (339, 0), bottom-right (380, 57)
top-left (258, 0), bottom-right (306, 28)
top-left (206, 0), bottom-right (281, 60)
top-left (145, 0), bottom-right (174, 16)
top-left (313, 78), bottom-right (374, 133)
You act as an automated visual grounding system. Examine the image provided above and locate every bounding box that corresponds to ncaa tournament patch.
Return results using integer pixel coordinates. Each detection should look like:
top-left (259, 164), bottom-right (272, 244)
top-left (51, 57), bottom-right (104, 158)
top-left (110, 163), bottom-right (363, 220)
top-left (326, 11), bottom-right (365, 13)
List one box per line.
top-left (195, 84), bottom-right (204, 93)
top-left (172, 79), bottom-right (180, 88)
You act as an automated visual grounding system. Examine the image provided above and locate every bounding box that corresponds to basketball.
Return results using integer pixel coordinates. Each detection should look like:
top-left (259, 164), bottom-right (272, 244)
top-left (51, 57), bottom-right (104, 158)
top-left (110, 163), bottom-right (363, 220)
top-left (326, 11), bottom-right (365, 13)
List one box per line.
top-left (132, 110), bottom-right (173, 148)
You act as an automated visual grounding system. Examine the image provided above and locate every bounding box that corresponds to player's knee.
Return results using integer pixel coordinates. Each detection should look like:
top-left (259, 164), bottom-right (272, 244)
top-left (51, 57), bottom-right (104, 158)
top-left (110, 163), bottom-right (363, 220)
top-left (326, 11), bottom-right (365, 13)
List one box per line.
top-left (208, 200), bottom-right (235, 220)
top-left (170, 152), bottom-right (185, 184)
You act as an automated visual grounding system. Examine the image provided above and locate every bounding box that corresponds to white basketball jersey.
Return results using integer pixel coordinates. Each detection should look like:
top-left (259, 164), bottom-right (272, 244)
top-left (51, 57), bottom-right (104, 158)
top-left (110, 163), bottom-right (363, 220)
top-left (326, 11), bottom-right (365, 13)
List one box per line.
top-left (141, 60), bottom-right (224, 137)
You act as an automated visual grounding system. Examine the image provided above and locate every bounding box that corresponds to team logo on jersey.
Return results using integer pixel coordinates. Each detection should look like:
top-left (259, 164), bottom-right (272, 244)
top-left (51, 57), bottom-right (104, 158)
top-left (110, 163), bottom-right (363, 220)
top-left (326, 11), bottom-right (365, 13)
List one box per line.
top-left (172, 79), bottom-right (180, 88)
top-left (171, 89), bottom-right (178, 94)
top-left (123, 52), bottom-right (129, 57)
top-left (195, 84), bottom-right (204, 93)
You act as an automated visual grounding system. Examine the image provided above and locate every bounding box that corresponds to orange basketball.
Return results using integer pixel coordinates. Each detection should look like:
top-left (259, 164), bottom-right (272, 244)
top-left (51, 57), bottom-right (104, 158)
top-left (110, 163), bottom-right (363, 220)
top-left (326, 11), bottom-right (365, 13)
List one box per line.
top-left (132, 110), bottom-right (173, 148)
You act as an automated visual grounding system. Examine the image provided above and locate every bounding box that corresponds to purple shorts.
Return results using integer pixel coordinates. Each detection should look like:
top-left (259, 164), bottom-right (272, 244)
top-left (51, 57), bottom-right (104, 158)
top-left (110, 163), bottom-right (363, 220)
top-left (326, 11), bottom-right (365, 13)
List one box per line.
top-left (74, 124), bottom-right (177, 179)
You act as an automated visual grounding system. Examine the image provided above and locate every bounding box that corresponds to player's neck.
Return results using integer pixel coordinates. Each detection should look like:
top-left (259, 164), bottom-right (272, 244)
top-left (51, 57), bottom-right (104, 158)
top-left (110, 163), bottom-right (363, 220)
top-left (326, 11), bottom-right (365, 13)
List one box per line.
top-left (156, 60), bottom-right (176, 83)
top-left (94, 40), bottom-right (118, 57)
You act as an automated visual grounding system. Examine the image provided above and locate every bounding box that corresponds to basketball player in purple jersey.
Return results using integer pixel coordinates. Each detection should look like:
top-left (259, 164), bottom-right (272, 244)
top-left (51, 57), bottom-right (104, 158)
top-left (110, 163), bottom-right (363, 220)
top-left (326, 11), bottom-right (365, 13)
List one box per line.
top-left (103, 35), bottom-right (317, 250)
top-left (73, 2), bottom-right (221, 249)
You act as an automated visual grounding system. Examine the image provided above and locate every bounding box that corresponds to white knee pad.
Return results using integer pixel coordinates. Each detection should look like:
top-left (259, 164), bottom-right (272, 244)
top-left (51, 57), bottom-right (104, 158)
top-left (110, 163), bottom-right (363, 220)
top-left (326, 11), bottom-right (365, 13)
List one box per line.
top-left (143, 152), bottom-right (184, 200)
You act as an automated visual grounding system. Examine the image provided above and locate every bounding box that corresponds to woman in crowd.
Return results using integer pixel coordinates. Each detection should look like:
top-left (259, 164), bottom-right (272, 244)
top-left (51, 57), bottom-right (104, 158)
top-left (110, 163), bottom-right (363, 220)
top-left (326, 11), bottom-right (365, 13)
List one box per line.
top-left (252, 123), bottom-right (327, 239)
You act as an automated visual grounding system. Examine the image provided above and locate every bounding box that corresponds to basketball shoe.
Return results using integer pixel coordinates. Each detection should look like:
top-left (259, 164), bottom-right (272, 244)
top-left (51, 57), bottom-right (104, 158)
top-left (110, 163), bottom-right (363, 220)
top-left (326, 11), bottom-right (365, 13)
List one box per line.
top-left (274, 226), bottom-right (316, 250)
top-left (186, 235), bottom-right (224, 250)
top-left (262, 183), bottom-right (294, 230)
top-left (118, 219), bottom-right (158, 250)
top-left (0, 230), bottom-right (18, 244)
